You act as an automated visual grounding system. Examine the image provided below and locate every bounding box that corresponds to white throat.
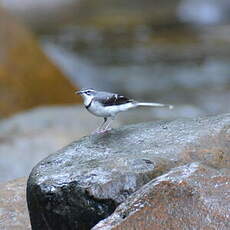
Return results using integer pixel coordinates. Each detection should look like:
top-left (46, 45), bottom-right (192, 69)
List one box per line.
top-left (82, 94), bottom-right (94, 107)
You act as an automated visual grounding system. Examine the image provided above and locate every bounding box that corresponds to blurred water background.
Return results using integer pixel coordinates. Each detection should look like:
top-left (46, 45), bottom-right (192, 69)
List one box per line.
top-left (3, 0), bottom-right (230, 119)
top-left (0, 0), bottom-right (230, 182)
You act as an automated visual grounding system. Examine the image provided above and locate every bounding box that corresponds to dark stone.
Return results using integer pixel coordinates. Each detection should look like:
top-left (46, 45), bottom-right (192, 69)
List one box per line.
top-left (27, 181), bottom-right (116, 230)
top-left (27, 113), bottom-right (230, 230)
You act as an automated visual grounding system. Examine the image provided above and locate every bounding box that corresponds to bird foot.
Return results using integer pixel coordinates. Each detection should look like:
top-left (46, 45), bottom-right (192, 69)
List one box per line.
top-left (92, 128), bottom-right (111, 134)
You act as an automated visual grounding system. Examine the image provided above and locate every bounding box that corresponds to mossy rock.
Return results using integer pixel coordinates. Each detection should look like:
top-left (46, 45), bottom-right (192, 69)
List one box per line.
top-left (0, 7), bottom-right (80, 118)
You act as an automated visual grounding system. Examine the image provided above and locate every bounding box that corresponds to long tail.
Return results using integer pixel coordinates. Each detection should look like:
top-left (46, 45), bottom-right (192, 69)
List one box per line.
top-left (135, 102), bottom-right (174, 109)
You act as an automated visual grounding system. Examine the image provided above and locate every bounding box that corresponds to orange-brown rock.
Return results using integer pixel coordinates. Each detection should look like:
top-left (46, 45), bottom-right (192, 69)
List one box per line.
top-left (0, 177), bottom-right (30, 230)
top-left (0, 7), bottom-right (80, 117)
top-left (94, 163), bottom-right (230, 230)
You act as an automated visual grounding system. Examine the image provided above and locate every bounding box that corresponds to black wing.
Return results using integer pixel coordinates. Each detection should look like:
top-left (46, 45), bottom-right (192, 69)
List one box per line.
top-left (99, 94), bottom-right (133, 106)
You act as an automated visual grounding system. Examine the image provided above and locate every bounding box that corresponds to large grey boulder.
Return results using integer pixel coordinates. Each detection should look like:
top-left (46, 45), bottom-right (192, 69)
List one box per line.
top-left (27, 113), bottom-right (230, 230)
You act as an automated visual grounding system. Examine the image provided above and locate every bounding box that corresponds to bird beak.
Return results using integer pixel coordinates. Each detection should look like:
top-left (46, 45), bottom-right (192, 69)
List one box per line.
top-left (75, 90), bottom-right (82, 95)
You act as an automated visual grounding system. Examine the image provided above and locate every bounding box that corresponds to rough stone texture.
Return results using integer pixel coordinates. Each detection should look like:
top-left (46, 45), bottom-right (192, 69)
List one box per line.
top-left (0, 177), bottom-right (30, 230)
top-left (93, 162), bottom-right (230, 230)
top-left (27, 113), bottom-right (230, 229)
top-left (0, 6), bottom-right (80, 118)
top-left (0, 105), bottom-right (120, 183)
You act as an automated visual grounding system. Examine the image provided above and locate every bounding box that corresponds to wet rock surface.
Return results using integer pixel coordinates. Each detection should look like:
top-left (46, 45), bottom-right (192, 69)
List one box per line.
top-left (0, 177), bottom-right (30, 230)
top-left (27, 113), bottom-right (230, 229)
top-left (93, 162), bottom-right (230, 230)
top-left (0, 6), bottom-right (79, 118)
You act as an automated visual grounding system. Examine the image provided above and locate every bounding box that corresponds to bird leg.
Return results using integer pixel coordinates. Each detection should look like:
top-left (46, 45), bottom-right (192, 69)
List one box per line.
top-left (94, 117), bottom-right (108, 134)
top-left (101, 117), bottom-right (114, 132)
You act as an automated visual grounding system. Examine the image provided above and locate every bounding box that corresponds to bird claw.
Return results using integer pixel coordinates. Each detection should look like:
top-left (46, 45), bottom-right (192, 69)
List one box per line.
top-left (92, 130), bottom-right (100, 135)
top-left (103, 127), bottom-right (112, 133)
top-left (92, 127), bottom-right (111, 135)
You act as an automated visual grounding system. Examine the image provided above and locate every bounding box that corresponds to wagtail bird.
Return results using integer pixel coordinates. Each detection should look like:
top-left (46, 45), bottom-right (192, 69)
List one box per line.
top-left (76, 88), bottom-right (173, 133)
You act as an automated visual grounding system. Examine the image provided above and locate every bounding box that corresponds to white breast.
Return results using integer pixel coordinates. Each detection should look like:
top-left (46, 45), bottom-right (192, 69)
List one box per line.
top-left (88, 101), bottom-right (135, 117)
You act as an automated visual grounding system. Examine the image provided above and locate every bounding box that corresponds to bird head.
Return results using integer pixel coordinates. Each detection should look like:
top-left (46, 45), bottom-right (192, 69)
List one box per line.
top-left (75, 88), bottom-right (96, 105)
top-left (75, 88), bottom-right (96, 96)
